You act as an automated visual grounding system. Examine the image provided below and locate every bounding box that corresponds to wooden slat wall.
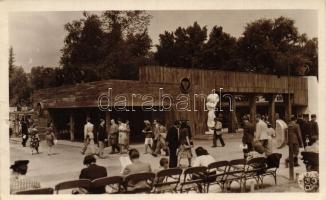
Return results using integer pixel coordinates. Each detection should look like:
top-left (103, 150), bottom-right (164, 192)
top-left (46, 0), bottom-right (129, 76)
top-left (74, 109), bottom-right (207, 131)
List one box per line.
top-left (139, 66), bottom-right (308, 105)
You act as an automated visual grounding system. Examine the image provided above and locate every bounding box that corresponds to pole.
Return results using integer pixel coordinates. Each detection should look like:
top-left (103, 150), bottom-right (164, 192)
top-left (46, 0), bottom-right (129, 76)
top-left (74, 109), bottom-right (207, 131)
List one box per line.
top-left (287, 58), bottom-right (294, 181)
top-left (288, 142), bottom-right (294, 180)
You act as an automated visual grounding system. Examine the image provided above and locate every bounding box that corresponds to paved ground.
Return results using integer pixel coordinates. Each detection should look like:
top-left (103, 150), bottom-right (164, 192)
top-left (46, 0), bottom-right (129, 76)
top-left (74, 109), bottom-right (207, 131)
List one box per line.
top-left (10, 133), bottom-right (306, 193)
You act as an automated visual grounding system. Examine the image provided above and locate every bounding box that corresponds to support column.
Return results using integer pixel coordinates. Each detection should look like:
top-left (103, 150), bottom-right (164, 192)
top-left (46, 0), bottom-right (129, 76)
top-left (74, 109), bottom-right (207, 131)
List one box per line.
top-left (69, 112), bottom-right (75, 141)
top-left (267, 94), bottom-right (276, 128)
top-left (249, 94), bottom-right (257, 124)
top-left (228, 95), bottom-right (237, 133)
top-left (285, 94), bottom-right (293, 123)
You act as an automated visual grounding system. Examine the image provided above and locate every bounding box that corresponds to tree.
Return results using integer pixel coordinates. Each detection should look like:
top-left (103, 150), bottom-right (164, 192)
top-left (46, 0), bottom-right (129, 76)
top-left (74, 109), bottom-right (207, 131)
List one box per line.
top-left (9, 66), bottom-right (32, 106)
top-left (238, 16), bottom-right (317, 76)
top-left (154, 22), bottom-right (207, 68)
top-left (59, 11), bottom-right (152, 84)
top-left (199, 26), bottom-right (238, 70)
top-left (9, 46), bottom-right (15, 77)
top-left (60, 12), bottom-right (105, 69)
top-left (155, 31), bottom-right (176, 66)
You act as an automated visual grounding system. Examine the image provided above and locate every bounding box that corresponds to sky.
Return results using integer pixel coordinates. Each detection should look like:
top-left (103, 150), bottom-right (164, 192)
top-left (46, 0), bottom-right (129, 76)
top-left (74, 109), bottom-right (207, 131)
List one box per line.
top-left (9, 10), bottom-right (318, 72)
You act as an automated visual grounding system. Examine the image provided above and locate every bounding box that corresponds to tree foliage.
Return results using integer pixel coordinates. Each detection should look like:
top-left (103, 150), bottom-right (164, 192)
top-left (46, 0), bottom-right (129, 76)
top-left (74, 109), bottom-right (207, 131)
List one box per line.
top-left (155, 17), bottom-right (318, 77)
top-left (59, 11), bottom-right (152, 84)
top-left (238, 17), bottom-right (317, 76)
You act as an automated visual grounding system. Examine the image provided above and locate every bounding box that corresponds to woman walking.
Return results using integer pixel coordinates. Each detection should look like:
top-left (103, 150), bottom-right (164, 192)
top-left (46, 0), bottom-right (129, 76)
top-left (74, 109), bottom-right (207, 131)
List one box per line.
top-left (178, 121), bottom-right (193, 167)
top-left (29, 124), bottom-right (40, 155)
top-left (118, 119), bottom-right (128, 154)
top-left (45, 127), bottom-right (56, 155)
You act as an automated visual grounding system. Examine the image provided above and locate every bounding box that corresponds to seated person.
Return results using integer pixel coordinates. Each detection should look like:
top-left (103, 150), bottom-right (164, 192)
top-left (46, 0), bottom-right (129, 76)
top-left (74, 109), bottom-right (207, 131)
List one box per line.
top-left (10, 160), bottom-right (41, 194)
top-left (191, 147), bottom-right (216, 192)
top-left (192, 147), bottom-right (216, 168)
top-left (79, 155), bottom-right (107, 194)
top-left (305, 139), bottom-right (319, 153)
top-left (155, 158), bottom-right (169, 184)
top-left (122, 148), bottom-right (152, 190)
top-left (158, 158), bottom-right (169, 171)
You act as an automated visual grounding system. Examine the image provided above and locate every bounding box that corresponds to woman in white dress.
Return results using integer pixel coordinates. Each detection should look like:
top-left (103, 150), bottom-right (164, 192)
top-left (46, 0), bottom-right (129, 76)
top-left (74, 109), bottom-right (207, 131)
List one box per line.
top-left (118, 119), bottom-right (128, 154)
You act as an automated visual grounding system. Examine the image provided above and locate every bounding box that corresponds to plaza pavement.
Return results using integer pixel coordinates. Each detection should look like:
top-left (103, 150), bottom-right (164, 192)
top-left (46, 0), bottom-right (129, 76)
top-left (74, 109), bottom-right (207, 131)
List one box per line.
top-left (9, 132), bottom-right (305, 193)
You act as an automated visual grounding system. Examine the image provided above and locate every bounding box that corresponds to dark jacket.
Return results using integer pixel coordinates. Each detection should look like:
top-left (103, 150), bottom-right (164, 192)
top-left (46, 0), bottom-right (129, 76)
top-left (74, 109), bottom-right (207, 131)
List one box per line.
top-left (286, 121), bottom-right (303, 146)
top-left (79, 164), bottom-right (107, 194)
top-left (21, 121), bottom-right (28, 135)
top-left (309, 120), bottom-right (319, 138)
top-left (97, 125), bottom-right (107, 142)
top-left (242, 121), bottom-right (255, 144)
top-left (297, 118), bottom-right (309, 138)
top-left (179, 127), bottom-right (190, 145)
top-left (166, 126), bottom-right (179, 149)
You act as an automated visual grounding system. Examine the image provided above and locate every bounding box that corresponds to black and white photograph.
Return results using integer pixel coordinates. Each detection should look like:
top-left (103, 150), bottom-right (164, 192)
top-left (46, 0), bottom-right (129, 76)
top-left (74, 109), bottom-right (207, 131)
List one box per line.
top-left (1, 0), bottom-right (325, 198)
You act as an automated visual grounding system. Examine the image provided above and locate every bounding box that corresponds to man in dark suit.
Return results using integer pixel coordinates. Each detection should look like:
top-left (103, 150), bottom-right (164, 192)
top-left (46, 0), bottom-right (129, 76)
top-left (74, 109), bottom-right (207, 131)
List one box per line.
top-left (166, 121), bottom-right (180, 168)
top-left (297, 114), bottom-right (310, 147)
top-left (79, 155), bottom-right (107, 194)
top-left (309, 114), bottom-right (319, 144)
top-left (285, 116), bottom-right (303, 167)
top-left (242, 115), bottom-right (255, 159)
top-left (21, 116), bottom-right (29, 147)
top-left (97, 119), bottom-right (107, 158)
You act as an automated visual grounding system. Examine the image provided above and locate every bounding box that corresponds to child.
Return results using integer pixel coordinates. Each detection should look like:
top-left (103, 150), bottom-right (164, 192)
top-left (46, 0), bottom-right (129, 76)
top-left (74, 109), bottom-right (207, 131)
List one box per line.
top-left (159, 158), bottom-right (169, 170)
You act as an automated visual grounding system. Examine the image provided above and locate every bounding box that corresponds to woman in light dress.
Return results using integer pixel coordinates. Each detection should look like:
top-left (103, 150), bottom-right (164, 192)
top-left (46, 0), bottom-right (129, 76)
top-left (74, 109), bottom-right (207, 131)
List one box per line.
top-left (118, 119), bottom-right (128, 154)
top-left (45, 126), bottom-right (56, 155)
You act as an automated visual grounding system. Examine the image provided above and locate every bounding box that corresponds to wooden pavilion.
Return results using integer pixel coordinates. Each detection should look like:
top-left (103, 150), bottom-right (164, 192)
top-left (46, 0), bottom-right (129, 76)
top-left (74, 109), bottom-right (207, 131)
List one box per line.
top-left (33, 66), bottom-right (308, 142)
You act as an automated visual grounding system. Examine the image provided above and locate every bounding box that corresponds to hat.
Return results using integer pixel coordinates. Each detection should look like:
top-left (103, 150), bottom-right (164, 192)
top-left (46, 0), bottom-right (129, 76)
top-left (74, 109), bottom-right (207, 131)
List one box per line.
top-left (144, 120), bottom-right (150, 124)
top-left (10, 160), bottom-right (29, 169)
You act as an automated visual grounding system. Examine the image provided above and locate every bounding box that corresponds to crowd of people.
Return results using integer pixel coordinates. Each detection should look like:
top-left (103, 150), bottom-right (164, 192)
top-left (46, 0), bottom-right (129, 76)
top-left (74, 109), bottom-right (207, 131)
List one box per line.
top-left (14, 115), bottom-right (57, 155)
top-left (10, 113), bottom-right (319, 194)
top-left (241, 113), bottom-right (319, 167)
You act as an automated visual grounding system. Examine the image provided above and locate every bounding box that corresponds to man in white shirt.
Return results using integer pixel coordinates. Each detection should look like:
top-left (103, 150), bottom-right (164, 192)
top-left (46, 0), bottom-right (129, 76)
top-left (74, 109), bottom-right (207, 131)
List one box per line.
top-left (81, 117), bottom-right (94, 155)
top-left (255, 114), bottom-right (269, 155)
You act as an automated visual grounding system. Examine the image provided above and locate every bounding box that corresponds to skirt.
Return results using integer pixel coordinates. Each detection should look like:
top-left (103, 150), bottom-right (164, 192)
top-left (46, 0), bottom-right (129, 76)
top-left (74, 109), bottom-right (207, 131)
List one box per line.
top-left (118, 132), bottom-right (127, 145)
top-left (178, 145), bottom-right (192, 159)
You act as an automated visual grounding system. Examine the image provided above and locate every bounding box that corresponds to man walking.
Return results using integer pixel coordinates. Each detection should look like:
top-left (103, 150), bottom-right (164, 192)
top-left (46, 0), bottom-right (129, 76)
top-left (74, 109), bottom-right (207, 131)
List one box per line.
top-left (21, 116), bottom-right (29, 147)
top-left (309, 114), bottom-right (319, 145)
top-left (254, 114), bottom-right (269, 155)
top-left (166, 121), bottom-right (180, 168)
top-left (109, 119), bottom-right (119, 154)
top-left (142, 120), bottom-right (153, 154)
top-left (212, 118), bottom-right (224, 147)
top-left (242, 115), bottom-right (255, 158)
top-left (297, 114), bottom-right (310, 147)
top-left (97, 119), bottom-right (106, 158)
top-left (286, 116), bottom-right (303, 167)
top-left (81, 117), bottom-right (94, 155)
